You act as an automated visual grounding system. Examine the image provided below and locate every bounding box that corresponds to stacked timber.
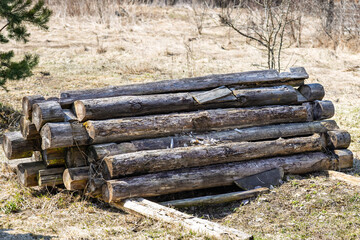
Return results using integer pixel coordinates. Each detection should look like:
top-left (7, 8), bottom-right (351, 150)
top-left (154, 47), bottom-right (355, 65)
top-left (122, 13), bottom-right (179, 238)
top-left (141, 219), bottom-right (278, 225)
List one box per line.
top-left (1, 67), bottom-right (353, 204)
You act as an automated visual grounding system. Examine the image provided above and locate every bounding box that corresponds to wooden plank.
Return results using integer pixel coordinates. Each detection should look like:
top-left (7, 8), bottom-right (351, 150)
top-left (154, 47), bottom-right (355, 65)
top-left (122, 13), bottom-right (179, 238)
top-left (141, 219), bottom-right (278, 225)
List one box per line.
top-left (326, 170), bottom-right (360, 186)
top-left (112, 198), bottom-right (253, 240)
top-left (160, 188), bottom-right (270, 207)
top-left (192, 86), bottom-right (234, 104)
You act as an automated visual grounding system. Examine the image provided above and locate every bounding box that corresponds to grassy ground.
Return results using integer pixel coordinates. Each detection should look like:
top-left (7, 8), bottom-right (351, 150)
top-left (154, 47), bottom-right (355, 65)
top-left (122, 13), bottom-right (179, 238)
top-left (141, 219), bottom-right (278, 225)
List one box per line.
top-left (0, 4), bottom-right (360, 239)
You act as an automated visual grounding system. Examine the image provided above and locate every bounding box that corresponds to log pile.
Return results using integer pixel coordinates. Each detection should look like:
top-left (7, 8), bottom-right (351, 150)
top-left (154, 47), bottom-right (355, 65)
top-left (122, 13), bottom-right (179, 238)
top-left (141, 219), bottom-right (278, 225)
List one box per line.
top-left (1, 67), bottom-right (353, 204)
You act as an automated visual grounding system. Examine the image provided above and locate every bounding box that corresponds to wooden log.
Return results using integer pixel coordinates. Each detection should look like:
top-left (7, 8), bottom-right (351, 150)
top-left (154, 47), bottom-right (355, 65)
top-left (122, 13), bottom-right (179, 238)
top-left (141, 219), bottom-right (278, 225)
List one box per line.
top-left (63, 109), bottom-right (78, 123)
top-left (63, 166), bottom-right (90, 190)
top-left (88, 120), bottom-right (339, 162)
top-left (325, 170), bottom-right (359, 186)
top-left (160, 187), bottom-right (270, 207)
top-left (327, 130), bottom-right (351, 149)
top-left (40, 122), bottom-right (89, 150)
top-left (112, 198), bottom-right (253, 240)
top-left (192, 86), bottom-right (234, 104)
top-left (102, 134), bottom-right (327, 179)
top-left (38, 167), bottom-right (65, 186)
top-left (74, 85), bottom-right (298, 122)
top-left (2, 131), bottom-right (41, 160)
top-left (17, 162), bottom-right (46, 187)
top-left (2, 156), bottom-right (36, 172)
top-left (298, 83), bottom-right (325, 101)
top-left (20, 116), bottom-right (40, 140)
top-left (234, 168), bottom-right (284, 190)
top-left (59, 67), bottom-right (308, 107)
top-left (335, 149), bottom-right (353, 169)
top-left (102, 151), bottom-right (350, 202)
top-left (314, 100), bottom-right (334, 120)
top-left (295, 90), bottom-right (307, 103)
top-left (65, 146), bottom-right (88, 168)
top-left (32, 101), bottom-right (65, 131)
top-left (42, 148), bottom-right (66, 167)
top-left (22, 95), bottom-right (45, 120)
top-left (87, 178), bottom-right (106, 197)
top-left (85, 105), bottom-right (311, 144)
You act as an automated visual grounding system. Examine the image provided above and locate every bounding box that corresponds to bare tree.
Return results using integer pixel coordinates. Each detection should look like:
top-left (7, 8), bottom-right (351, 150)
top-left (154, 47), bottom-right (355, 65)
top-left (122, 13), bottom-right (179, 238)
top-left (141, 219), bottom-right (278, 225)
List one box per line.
top-left (219, 0), bottom-right (293, 71)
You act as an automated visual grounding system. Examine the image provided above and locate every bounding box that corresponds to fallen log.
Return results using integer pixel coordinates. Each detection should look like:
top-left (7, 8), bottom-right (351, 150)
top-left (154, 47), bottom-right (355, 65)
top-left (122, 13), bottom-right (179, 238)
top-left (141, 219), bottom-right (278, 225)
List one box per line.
top-left (65, 146), bottom-right (88, 168)
top-left (20, 116), bottom-right (40, 140)
top-left (298, 83), bottom-right (325, 101)
top-left (59, 67), bottom-right (308, 107)
top-left (42, 148), bottom-right (66, 167)
top-left (112, 198), bottom-right (253, 240)
top-left (22, 95), bottom-right (45, 120)
top-left (17, 162), bottom-right (46, 187)
top-left (2, 131), bottom-right (41, 160)
top-left (103, 150), bottom-right (352, 202)
top-left (63, 166), bottom-right (90, 190)
top-left (85, 105), bottom-right (312, 144)
top-left (102, 134), bottom-right (327, 179)
top-left (38, 167), bottom-right (65, 186)
top-left (73, 85), bottom-right (298, 121)
top-left (88, 120), bottom-right (339, 162)
top-left (160, 187), bottom-right (270, 207)
top-left (32, 101), bottom-right (65, 131)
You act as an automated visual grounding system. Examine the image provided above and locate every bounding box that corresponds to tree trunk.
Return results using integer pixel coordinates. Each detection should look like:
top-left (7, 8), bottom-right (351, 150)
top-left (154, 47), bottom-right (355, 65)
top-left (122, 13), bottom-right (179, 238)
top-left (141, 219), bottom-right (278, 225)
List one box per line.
top-left (102, 134), bottom-right (327, 179)
top-left (85, 105), bottom-right (311, 144)
top-left (38, 167), bottom-right (65, 186)
top-left (63, 166), bottom-right (90, 190)
top-left (88, 120), bottom-right (339, 162)
top-left (17, 162), bottom-right (46, 187)
top-left (22, 95), bottom-right (45, 120)
top-left (20, 116), bottom-right (40, 140)
top-left (59, 67), bottom-right (308, 107)
top-left (32, 101), bottom-right (65, 131)
top-left (74, 85), bottom-right (298, 121)
top-left (2, 131), bottom-right (41, 160)
top-left (103, 150), bottom-right (352, 202)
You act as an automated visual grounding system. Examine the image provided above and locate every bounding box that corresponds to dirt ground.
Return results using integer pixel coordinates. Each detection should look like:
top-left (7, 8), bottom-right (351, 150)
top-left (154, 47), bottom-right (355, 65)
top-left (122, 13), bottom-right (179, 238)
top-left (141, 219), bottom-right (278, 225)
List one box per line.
top-left (0, 4), bottom-right (360, 239)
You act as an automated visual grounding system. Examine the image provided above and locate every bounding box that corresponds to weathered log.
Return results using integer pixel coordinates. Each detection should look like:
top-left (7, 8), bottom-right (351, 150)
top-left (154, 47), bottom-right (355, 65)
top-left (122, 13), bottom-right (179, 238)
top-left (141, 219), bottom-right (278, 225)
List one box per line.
top-left (63, 166), bottom-right (90, 190)
top-left (74, 85), bottom-right (298, 121)
top-left (112, 198), bottom-right (253, 240)
top-left (88, 120), bottom-right (339, 162)
top-left (22, 95), bottom-right (45, 120)
top-left (192, 86), bottom-right (234, 104)
top-left (87, 178), bottom-right (106, 197)
top-left (327, 130), bottom-right (351, 149)
top-left (20, 116), bottom-right (40, 140)
top-left (63, 109), bottom-right (78, 123)
top-left (325, 170), bottom-right (359, 186)
top-left (38, 167), bottom-right (65, 186)
top-left (314, 100), bottom-right (334, 120)
top-left (85, 105), bottom-right (311, 144)
top-left (59, 67), bottom-right (308, 107)
top-left (102, 134), bottom-right (327, 179)
top-left (298, 83), bottom-right (325, 101)
top-left (2, 131), bottom-right (41, 160)
top-left (32, 101), bottom-right (65, 131)
top-left (160, 187), bottom-right (270, 207)
top-left (17, 162), bottom-right (46, 187)
top-left (295, 90), bottom-right (307, 103)
top-left (102, 151), bottom-right (351, 202)
top-left (42, 148), bottom-right (66, 167)
top-left (65, 146), bottom-right (88, 168)
top-left (335, 149), bottom-right (353, 169)
top-left (40, 122), bottom-right (89, 149)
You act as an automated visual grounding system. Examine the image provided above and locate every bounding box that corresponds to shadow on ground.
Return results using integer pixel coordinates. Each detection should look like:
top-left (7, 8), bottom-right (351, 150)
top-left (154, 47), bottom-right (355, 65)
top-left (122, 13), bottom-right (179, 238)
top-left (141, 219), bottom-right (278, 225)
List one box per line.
top-left (0, 229), bottom-right (53, 240)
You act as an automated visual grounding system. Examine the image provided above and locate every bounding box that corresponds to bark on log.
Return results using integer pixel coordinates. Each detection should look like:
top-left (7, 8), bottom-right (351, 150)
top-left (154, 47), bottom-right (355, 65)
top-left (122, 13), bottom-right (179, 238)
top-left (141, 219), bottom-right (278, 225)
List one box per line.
top-left (335, 149), bottom-right (353, 169)
top-left (38, 167), bottom-right (65, 186)
top-left (160, 188), bottom-right (270, 207)
top-left (32, 101), bottom-right (65, 131)
top-left (88, 120), bottom-right (339, 162)
top-left (63, 166), bottom-right (90, 190)
top-left (40, 122), bottom-right (89, 149)
top-left (298, 83), bottom-right (325, 101)
top-left (17, 162), bottom-right (46, 187)
top-left (59, 67), bottom-right (308, 107)
top-left (22, 95), bottom-right (45, 120)
top-left (42, 148), bottom-right (66, 167)
top-left (20, 116), bottom-right (40, 140)
top-left (65, 146), bottom-right (88, 168)
top-left (327, 130), bottom-right (351, 149)
top-left (2, 131), bottom-right (41, 160)
top-left (314, 100), bottom-right (334, 120)
top-left (74, 85), bottom-right (298, 121)
top-left (102, 151), bottom-right (351, 202)
top-left (85, 105), bottom-right (311, 144)
top-left (102, 134), bottom-right (327, 179)
top-left (112, 198), bottom-right (253, 240)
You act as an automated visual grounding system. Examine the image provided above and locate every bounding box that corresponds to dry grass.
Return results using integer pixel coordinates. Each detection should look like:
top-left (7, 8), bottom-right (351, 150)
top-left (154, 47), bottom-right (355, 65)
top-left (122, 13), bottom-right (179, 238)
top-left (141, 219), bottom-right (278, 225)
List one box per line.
top-left (0, 4), bottom-right (360, 239)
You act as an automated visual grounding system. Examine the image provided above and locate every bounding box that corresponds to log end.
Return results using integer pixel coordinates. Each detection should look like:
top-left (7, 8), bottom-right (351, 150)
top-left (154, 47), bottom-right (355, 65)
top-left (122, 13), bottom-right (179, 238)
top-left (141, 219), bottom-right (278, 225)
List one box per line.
top-left (22, 95), bottom-right (45, 119)
top-left (298, 83), bottom-right (325, 101)
top-left (102, 181), bottom-right (113, 203)
top-left (314, 100), bottom-right (335, 120)
top-left (73, 100), bottom-right (87, 122)
top-left (63, 168), bottom-right (89, 190)
top-left (336, 149), bottom-right (353, 169)
top-left (327, 130), bottom-right (351, 149)
top-left (40, 124), bottom-right (52, 150)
